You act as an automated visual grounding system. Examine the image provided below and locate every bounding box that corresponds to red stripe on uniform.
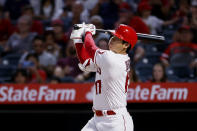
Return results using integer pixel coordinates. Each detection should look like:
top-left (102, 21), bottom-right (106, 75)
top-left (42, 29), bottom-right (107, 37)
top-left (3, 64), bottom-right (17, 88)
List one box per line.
top-left (125, 73), bottom-right (129, 93)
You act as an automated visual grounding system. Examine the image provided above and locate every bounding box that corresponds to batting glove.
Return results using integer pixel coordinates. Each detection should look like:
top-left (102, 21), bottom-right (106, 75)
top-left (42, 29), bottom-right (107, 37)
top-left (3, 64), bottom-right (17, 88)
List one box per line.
top-left (78, 58), bottom-right (97, 72)
top-left (84, 24), bottom-right (96, 35)
top-left (70, 23), bottom-right (85, 43)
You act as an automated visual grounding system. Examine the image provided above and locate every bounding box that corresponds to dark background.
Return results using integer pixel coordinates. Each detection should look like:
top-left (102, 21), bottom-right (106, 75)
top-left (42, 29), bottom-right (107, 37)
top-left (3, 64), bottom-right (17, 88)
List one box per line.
top-left (0, 103), bottom-right (196, 131)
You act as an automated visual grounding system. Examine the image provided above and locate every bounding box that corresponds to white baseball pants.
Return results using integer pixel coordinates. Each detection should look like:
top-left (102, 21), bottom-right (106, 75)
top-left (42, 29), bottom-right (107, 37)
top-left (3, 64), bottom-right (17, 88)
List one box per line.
top-left (81, 107), bottom-right (134, 131)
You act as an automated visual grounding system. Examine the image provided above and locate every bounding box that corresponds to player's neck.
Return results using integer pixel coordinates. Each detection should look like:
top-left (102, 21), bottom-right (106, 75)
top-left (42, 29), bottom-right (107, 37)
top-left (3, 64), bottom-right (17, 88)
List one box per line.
top-left (111, 49), bottom-right (127, 55)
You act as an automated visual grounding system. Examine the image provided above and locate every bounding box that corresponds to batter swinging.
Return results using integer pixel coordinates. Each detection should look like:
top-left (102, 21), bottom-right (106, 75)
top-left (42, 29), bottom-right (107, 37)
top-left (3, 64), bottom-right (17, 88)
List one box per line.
top-left (70, 23), bottom-right (138, 131)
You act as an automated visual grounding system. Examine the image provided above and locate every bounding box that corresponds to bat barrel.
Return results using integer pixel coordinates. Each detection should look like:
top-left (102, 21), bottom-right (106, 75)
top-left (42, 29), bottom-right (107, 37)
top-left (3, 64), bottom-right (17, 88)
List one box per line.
top-left (136, 33), bottom-right (165, 42)
top-left (96, 29), bottom-right (165, 42)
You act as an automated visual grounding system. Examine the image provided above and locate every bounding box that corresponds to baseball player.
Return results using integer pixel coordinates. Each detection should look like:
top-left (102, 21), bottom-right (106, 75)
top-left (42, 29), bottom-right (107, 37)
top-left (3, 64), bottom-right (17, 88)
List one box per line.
top-left (70, 23), bottom-right (138, 131)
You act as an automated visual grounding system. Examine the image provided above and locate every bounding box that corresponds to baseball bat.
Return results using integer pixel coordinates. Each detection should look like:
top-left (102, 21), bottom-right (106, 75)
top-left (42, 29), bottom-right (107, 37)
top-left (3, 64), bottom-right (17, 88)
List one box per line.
top-left (73, 25), bottom-right (165, 43)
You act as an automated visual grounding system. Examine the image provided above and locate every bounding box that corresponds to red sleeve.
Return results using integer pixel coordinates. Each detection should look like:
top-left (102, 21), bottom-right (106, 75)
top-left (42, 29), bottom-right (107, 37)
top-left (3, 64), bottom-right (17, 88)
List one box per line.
top-left (84, 32), bottom-right (99, 60)
top-left (129, 16), bottom-right (150, 34)
top-left (75, 43), bottom-right (91, 63)
top-left (160, 42), bottom-right (177, 60)
top-left (191, 43), bottom-right (197, 51)
top-left (31, 20), bottom-right (44, 35)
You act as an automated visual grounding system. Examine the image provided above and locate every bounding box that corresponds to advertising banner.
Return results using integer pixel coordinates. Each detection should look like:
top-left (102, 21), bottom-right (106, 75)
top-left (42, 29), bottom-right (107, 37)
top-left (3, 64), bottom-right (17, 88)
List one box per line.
top-left (0, 83), bottom-right (196, 104)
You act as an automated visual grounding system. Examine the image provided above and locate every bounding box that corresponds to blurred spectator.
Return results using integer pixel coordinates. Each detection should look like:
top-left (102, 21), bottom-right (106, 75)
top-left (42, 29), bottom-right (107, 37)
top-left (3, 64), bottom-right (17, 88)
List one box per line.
top-left (22, 53), bottom-right (47, 83)
top-left (53, 66), bottom-right (64, 79)
top-left (184, 0), bottom-right (197, 43)
top-left (150, 63), bottom-right (167, 82)
top-left (40, 0), bottom-right (55, 20)
top-left (56, 40), bottom-right (82, 81)
top-left (91, 0), bottom-right (119, 29)
top-left (115, 2), bottom-right (150, 34)
top-left (19, 35), bottom-right (57, 79)
top-left (44, 31), bottom-right (60, 59)
top-left (0, 5), bottom-right (15, 49)
top-left (82, 0), bottom-right (98, 11)
top-left (132, 44), bottom-right (146, 64)
top-left (51, 19), bottom-right (68, 57)
top-left (173, 0), bottom-right (190, 20)
top-left (0, 0), bottom-right (5, 6)
top-left (125, 0), bottom-right (138, 13)
top-left (12, 69), bottom-right (28, 84)
top-left (54, 0), bottom-right (75, 20)
top-left (97, 38), bottom-right (109, 50)
top-left (71, 0), bottom-right (89, 24)
top-left (161, 26), bottom-right (197, 68)
top-left (4, 0), bottom-right (30, 20)
top-left (89, 15), bottom-right (110, 45)
top-left (21, 5), bottom-right (44, 35)
top-left (5, 15), bottom-right (36, 54)
top-left (52, 0), bottom-right (69, 20)
top-left (149, 0), bottom-right (177, 20)
top-left (32, 35), bottom-right (57, 67)
top-left (59, 6), bottom-right (73, 32)
top-left (129, 66), bottom-right (140, 82)
top-left (138, 2), bottom-right (179, 34)
top-left (29, 0), bottom-right (41, 16)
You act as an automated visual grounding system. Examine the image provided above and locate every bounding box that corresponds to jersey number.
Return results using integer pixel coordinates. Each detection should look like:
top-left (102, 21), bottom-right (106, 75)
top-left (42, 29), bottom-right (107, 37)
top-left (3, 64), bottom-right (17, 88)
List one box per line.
top-left (95, 80), bottom-right (101, 95)
top-left (95, 73), bottom-right (129, 95)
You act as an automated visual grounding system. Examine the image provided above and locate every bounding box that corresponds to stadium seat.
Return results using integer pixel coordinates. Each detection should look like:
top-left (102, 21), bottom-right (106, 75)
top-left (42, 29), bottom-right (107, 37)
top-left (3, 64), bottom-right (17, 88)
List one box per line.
top-left (60, 76), bottom-right (75, 83)
top-left (166, 65), bottom-right (193, 79)
top-left (2, 53), bottom-right (22, 67)
top-left (188, 78), bottom-right (197, 82)
top-left (135, 64), bottom-right (153, 82)
top-left (167, 74), bottom-right (180, 82)
top-left (162, 24), bottom-right (179, 44)
top-left (0, 65), bottom-right (16, 82)
top-left (145, 52), bottom-right (161, 65)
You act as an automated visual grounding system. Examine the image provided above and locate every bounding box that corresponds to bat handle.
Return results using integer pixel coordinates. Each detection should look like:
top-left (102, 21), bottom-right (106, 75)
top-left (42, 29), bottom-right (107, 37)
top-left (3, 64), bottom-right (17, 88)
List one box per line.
top-left (73, 24), bottom-right (80, 30)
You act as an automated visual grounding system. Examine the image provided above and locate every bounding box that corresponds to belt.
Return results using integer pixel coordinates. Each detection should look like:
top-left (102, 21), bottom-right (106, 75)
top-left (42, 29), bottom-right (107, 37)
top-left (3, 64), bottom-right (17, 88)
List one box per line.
top-left (93, 108), bottom-right (116, 116)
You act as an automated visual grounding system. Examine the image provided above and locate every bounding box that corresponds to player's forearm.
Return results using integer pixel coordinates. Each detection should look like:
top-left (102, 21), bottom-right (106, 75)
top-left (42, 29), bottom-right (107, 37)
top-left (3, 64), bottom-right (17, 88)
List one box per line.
top-left (75, 43), bottom-right (90, 63)
top-left (84, 32), bottom-right (99, 59)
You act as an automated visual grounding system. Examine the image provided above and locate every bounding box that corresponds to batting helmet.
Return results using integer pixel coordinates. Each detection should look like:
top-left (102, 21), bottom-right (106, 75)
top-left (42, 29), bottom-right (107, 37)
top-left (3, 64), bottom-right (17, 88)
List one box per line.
top-left (112, 24), bottom-right (138, 48)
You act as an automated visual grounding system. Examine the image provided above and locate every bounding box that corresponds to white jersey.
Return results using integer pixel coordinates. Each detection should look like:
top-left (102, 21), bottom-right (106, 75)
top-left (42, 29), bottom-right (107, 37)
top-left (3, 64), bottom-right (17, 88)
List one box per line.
top-left (93, 49), bottom-right (130, 110)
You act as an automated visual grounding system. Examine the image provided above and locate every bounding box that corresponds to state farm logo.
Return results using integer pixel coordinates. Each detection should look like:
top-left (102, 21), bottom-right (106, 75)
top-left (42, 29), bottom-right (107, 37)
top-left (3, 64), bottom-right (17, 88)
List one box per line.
top-left (127, 85), bottom-right (188, 101)
top-left (0, 86), bottom-right (76, 102)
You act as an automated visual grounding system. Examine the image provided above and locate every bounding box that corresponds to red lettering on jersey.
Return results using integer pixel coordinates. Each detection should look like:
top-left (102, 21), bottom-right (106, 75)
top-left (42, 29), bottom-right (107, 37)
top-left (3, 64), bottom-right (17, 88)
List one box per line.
top-left (125, 60), bottom-right (130, 93)
top-left (95, 80), bottom-right (101, 94)
top-left (125, 72), bottom-right (129, 93)
top-left (125, 60), bottom-right (130, 72)
top-left (97, 67), bottom-right (101, 75)
top-left (98, 50), bottom-right (105, 54)
top-left (85, 59), bottom-right (90, 68)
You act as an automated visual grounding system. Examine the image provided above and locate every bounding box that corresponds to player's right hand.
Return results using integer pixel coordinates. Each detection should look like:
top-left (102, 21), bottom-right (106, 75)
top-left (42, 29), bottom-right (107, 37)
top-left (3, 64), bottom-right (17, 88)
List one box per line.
top-left (84, 24), bottom-right (96, 35)
top-left (70, 23), bottom-right (85, 43)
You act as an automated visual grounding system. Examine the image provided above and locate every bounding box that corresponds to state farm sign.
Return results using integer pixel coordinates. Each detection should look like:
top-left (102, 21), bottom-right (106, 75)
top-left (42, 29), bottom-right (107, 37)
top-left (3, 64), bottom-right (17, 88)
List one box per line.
top-left (0, 86), bottom-right (76, 102)
top-left (0, 83), bottom-right (196, 104)
top-left (127, 84), bottom-right (188, 102)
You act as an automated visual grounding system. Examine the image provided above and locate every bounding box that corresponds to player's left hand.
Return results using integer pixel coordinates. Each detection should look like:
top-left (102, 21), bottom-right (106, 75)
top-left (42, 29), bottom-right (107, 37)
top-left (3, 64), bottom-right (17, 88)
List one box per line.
top-left (78, 58), bottom-right (97, 72)
top-left (84, 24), bottom-right (96, 35)
top-left (70, 23), bottom-right (85, 43)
